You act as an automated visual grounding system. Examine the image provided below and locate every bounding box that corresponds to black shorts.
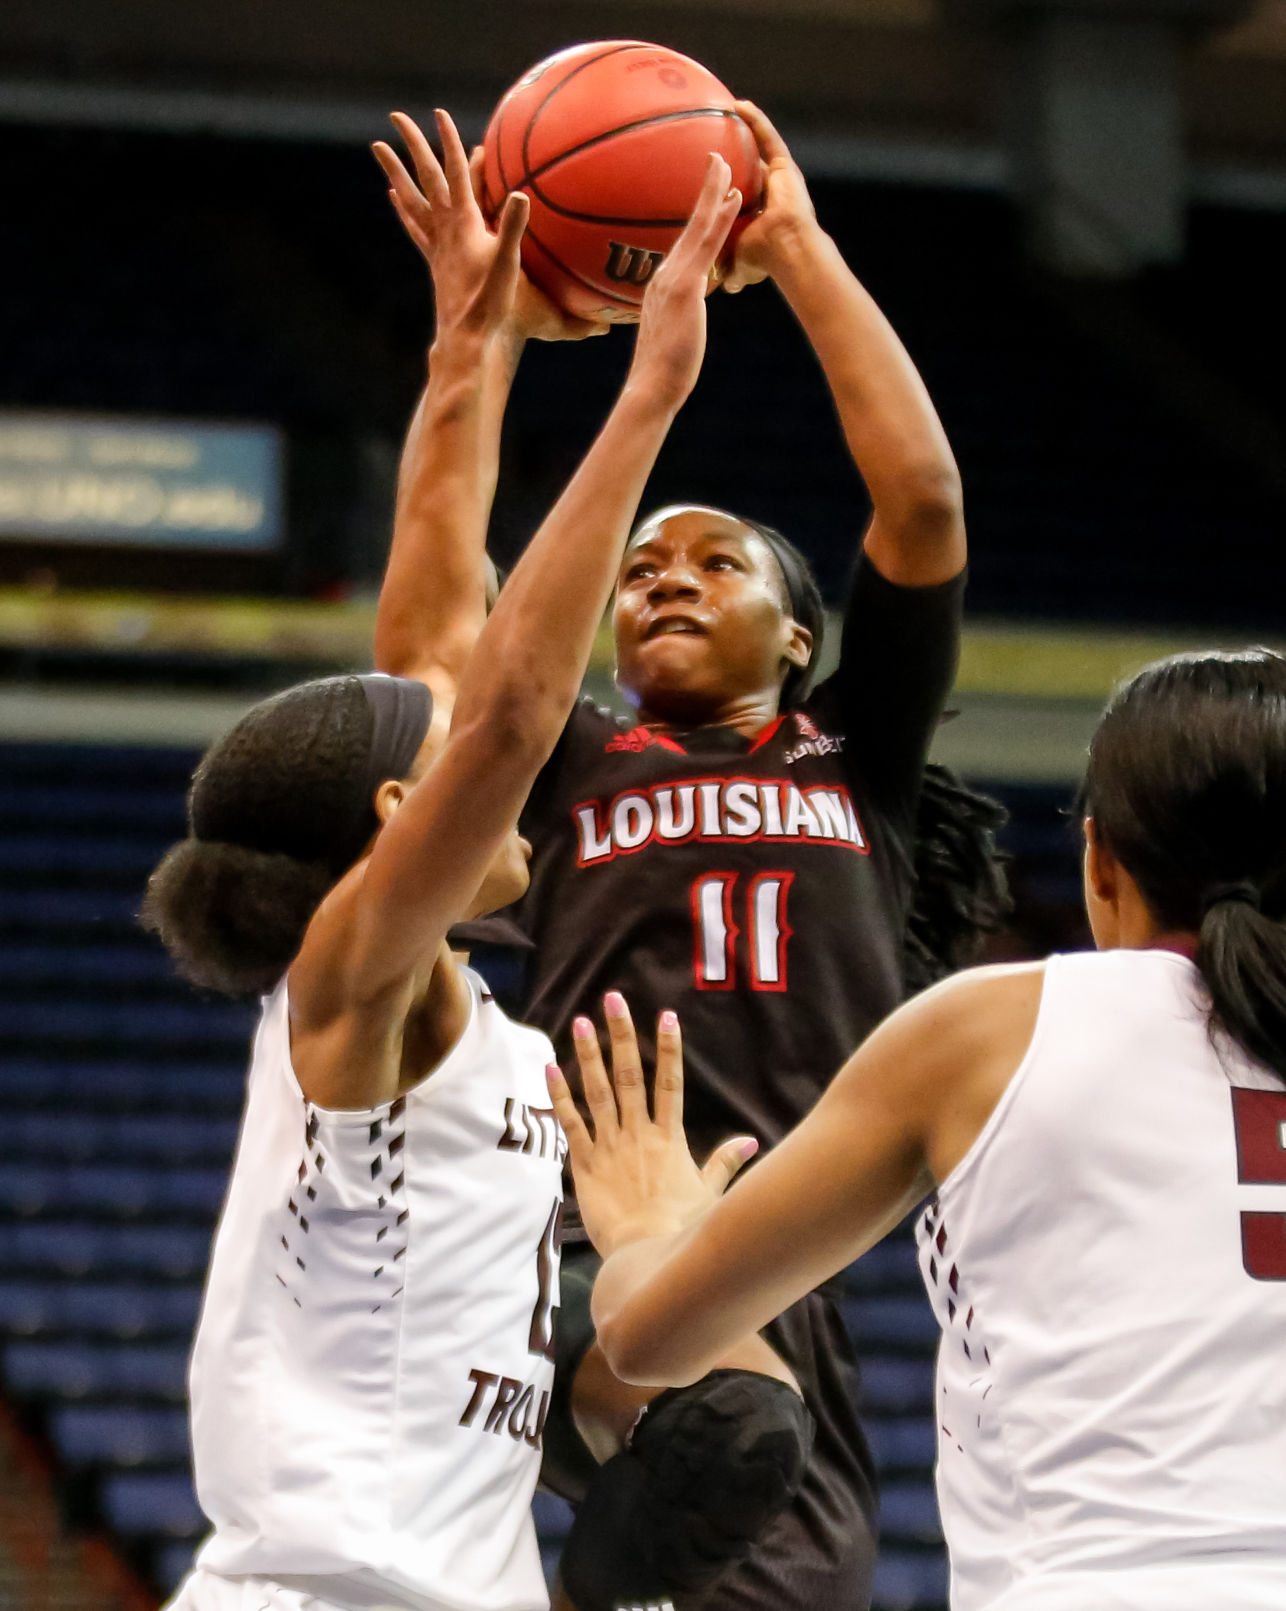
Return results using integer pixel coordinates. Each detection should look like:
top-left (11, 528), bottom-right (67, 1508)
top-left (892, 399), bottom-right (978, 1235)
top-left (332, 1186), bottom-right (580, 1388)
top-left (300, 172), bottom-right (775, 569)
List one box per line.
top-left (542, 1244), bottom-right (879, 1611)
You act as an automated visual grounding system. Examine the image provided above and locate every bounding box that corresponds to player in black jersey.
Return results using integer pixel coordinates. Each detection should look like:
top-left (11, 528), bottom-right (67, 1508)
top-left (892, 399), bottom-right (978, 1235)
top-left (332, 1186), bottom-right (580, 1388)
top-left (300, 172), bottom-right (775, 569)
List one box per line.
top-left (379, 101), bottom-right (1004, 1611)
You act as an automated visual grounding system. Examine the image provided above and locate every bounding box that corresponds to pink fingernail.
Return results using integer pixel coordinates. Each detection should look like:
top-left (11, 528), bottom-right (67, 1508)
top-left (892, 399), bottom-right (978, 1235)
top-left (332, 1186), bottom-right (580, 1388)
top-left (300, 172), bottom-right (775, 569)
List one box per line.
top-left (604, 991), bottom-right (627, 1019)
top-left (572, 1016), bottom-right (593, 1040)
top-left (740, 1138), bottom-right (760, 1160)
top-left (660, 1010), bottom-right (678, 1032)
top-left (546, 1064), bottom-right (562, 1084)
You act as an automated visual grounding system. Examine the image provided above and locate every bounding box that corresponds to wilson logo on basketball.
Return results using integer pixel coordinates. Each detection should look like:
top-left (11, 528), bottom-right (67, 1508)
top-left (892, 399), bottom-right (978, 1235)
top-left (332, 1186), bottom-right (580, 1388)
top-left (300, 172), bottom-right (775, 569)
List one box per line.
top-left (604, 242), bottom-right (665, 286)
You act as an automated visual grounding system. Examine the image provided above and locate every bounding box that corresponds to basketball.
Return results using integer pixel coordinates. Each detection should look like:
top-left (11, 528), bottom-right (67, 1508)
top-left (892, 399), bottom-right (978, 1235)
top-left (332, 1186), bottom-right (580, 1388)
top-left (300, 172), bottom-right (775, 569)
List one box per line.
top-left (481, 41), bottom-right (763, 322)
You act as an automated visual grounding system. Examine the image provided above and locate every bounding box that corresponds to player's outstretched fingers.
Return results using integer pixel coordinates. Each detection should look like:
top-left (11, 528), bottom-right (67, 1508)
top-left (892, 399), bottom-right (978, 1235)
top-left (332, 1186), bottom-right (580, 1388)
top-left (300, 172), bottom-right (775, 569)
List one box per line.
top-left (546, 1063), bottom-right (592, 1164)
top-left (674, 154), bottom-right (738, 273)
top-left (433, 108), bottom-right (473, 206)
top-left (373, 141), bottom-right (430, 224)
top-left (573, 1014), bottom-right (619, 1141)
top-left (652, 1008), bottom-right (684, 1135)
top-left (389, 111), bottom-right (451, 210)
top-left (602, 991), bottom-right (648, 1131)
top-left (702, 1135), bottom-right (759, 1196)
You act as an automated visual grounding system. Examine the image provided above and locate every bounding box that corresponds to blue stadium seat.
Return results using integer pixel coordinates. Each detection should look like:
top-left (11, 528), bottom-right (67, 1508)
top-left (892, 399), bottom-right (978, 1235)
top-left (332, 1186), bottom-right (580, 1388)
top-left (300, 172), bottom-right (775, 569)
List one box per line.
top-left (531, 1490), bottom-right (574, 1542)
top-left (102, 1470), bottom-right (205, 1538)
top-left (879, 1481), bottom-right (945, 1544)
top-left (840, 1296), bottom-right (939, 1349)
top-left (859, 1357), bottom-right (936, 1414)
top-left (0, 1060), bottom-right (246, 1111)
top-left (846, 1238), bottom-right (923, 1293)
top-left (0, 889), bottom-right (140, 926)
top-left (0, 783), bottom-right (182, 828)
top-left (0, 836), bottom-right (168, 876)
top-left (5, 1340), bottom-right (189, 1400)
top-left (3, 1113), bottom-right (238, 1164)
top-left (51, 1404), bottom-right (190, 1465)
top-left (0, 1001), bottom-right (254, 1044)
top-left (0, 1164), bottom-right (228, 1217)
top-left (154, 1541), bottom-right (198, 1595)
top-left (0, 1221), bottom-right (212, 1277)
top-left (0, 945), bottom-right (178, 987)
top-left (872, 1548), bottom-right (950, 1610)
top-left (0, 1282), bottom-right (201, 1337)
top-left (864, 1416), bottom-right (938, 1472)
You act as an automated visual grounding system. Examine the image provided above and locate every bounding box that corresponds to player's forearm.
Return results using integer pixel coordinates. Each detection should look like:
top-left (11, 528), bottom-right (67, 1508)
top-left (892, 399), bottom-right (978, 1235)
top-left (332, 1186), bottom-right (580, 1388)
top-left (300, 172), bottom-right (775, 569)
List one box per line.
top-left (449, 380), bottom-right (680, 753)
top-left (374, 326), bottom-right (521, 680)
top-left (771, 224), bottom-right (965, 579)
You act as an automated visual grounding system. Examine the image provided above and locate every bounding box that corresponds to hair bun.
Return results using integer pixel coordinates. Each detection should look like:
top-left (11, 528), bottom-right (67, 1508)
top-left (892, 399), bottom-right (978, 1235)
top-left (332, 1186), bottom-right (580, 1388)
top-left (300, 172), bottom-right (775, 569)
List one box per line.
top-left (142, 836), bottom-right (333, 997)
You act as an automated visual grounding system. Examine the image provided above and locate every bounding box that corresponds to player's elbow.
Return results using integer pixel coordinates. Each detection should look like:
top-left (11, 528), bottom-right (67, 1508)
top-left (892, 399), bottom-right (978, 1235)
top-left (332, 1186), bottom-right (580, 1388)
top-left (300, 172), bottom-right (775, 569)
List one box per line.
top-left (597, 1311), bottom-right (703, 1391)
top-left (892, 462), bottom-right (964, 540)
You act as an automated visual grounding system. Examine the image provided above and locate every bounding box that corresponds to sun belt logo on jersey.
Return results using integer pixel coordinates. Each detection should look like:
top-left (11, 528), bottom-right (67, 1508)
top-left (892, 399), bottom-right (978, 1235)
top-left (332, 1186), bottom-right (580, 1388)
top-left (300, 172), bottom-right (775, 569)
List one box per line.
top-left (575, 777), bottom-right (868, 865)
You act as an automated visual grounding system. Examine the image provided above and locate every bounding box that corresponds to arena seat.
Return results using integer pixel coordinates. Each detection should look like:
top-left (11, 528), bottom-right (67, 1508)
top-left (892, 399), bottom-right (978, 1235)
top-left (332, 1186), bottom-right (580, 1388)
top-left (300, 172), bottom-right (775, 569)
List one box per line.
top-left (0, 1222), bottom-right (212, 1278)
top-left (5, 1341), bottom-right (190, 1402)
top-left (102, 1470), bottom-right (205, 1539)
top-left (51, 1405), bottom-right (191, 1467)
top-left (872, 1549), bottom-right (950, 1610)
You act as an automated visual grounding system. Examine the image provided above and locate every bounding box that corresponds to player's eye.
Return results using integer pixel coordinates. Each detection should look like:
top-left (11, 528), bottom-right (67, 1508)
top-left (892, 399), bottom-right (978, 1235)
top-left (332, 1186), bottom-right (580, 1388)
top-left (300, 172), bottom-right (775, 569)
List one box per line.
top-left (623, 562), bottom-right (656, 582)
top-left (705, 554), bottom-right (739, 572)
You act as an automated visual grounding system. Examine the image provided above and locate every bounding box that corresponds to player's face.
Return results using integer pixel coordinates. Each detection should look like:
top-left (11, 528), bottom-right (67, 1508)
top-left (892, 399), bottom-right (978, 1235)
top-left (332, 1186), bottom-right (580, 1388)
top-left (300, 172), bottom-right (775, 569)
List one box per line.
top-left (612, 509), bottom-right (804, 721)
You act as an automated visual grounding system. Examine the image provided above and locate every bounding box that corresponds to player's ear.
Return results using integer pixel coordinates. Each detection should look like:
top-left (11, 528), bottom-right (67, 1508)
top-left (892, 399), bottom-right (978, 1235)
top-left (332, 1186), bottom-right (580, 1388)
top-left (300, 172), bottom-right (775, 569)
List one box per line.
top-left (784, 621), bottom-right (813, 671)
top-left (374, 779), bottom-right (407, 826)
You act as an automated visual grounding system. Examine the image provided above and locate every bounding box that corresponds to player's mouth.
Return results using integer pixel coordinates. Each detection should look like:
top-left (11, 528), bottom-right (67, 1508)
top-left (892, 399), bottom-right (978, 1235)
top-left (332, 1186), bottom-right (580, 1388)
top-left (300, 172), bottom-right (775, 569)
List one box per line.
top-left (642, 614), bottom-right (710, 641)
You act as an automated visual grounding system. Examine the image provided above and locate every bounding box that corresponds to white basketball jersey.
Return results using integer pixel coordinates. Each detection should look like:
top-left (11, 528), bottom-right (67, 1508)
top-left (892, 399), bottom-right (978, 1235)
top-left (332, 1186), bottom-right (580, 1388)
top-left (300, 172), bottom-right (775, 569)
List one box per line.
top-left (187, 968), bottom-right (563, 1611)
top-left (916, 949), bottom-right (1286, 1611)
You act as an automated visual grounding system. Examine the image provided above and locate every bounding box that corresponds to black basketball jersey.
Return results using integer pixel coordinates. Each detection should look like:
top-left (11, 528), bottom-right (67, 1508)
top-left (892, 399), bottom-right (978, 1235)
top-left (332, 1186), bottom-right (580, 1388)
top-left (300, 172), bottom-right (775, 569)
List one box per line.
top-left (516, 556), bottom-right (964, 1237)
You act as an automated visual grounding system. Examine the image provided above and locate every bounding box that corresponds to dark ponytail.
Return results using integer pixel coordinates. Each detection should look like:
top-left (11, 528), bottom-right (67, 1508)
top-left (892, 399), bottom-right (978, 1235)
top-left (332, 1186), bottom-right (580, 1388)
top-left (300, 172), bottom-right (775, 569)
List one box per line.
top-left (736, 513), bottom-right (1011, 986)
top-left (1085, 649), bottom-right (1286, 1085)
top-left (904, 762), bottom-right (1011, 994)
top-left (143, 676), bottom-right (387, 998)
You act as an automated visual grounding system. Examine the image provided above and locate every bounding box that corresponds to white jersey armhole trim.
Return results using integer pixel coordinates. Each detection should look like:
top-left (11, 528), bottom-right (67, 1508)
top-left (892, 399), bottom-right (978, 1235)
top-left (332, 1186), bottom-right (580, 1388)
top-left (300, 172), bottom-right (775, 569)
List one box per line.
top-left (276, 964), bottom-right (483, 1121)
top-left (933, 956), bottom-right (1056, 1205)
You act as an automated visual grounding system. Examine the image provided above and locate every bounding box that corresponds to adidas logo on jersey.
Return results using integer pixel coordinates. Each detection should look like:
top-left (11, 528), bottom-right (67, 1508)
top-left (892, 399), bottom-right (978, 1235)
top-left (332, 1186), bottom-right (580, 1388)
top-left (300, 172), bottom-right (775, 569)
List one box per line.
top-left (575, 778), bottom-right (868, 865)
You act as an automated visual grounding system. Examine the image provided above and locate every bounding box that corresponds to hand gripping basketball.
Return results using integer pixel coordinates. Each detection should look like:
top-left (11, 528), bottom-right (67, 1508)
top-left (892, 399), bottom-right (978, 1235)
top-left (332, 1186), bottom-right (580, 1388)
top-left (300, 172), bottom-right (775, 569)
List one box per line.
top-left (722, 100), bottom-right (819, 295)
top-left (625, 154), bottom-right (742, 411)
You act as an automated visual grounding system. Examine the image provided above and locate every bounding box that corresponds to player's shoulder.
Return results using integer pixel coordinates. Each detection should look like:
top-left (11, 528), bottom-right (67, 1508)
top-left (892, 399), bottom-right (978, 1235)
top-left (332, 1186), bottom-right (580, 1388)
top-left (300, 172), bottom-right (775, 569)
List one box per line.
top-left (888, 961), bottom-right (1048, 1069)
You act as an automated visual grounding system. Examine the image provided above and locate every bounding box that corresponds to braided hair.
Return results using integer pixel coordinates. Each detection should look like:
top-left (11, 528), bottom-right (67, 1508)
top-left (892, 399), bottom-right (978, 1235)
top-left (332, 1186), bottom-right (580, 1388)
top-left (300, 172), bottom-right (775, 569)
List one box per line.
top-left (740, 517), bottom-right (1010, 991)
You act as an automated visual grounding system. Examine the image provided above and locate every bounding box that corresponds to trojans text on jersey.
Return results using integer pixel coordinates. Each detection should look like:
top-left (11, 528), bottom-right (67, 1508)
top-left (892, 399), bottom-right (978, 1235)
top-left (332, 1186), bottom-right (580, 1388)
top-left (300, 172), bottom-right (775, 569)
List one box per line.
top-left (575, 778), bottom-right (868, 866)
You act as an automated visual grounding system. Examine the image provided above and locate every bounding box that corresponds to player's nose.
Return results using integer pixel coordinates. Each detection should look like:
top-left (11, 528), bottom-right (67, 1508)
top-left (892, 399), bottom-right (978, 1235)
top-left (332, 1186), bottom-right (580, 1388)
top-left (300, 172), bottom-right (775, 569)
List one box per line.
top-left (647, 565), bottom-right (702, 602)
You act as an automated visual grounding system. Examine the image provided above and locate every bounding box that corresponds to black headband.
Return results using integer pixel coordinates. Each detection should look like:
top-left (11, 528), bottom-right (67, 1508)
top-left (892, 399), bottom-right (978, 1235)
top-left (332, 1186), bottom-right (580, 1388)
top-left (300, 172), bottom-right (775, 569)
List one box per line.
top-left (358, 674), bottom-right (433, 806)
top-left (325, 673), bottom-right (432, 870)
top-left (758, 530), bottom-right (813, 628)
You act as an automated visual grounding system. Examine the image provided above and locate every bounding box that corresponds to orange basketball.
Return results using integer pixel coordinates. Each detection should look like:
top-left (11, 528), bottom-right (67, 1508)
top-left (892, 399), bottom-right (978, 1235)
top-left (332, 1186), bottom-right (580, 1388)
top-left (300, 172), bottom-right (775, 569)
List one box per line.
top-left (481, 41), bottom-right (763, 322)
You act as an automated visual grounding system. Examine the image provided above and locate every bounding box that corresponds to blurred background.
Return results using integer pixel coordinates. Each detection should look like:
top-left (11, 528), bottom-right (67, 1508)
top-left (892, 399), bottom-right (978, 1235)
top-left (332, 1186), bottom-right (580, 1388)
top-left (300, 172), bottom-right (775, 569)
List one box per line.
top-left (0, 1), bottom-right (1283, 1607)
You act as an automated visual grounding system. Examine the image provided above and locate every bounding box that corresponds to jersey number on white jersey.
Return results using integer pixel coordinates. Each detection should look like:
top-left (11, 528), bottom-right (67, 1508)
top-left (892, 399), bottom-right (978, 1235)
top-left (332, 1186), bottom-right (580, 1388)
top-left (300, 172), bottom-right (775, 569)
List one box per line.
top-left (1232, 1087), bottom-right (1286, 1280)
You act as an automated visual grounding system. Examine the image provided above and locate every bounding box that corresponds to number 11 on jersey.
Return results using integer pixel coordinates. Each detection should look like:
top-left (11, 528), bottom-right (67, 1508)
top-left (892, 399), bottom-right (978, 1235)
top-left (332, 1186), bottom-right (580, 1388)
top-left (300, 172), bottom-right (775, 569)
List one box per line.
top-left (692, 871), bottom-right (795, 992)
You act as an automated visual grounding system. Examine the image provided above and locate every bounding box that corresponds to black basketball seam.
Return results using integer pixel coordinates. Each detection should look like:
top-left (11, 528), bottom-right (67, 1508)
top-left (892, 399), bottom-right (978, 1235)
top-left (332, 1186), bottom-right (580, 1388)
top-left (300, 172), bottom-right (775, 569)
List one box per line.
top-left (521, 41), bottom-right (652, 188)
top-left (522, 106), bottom-right (741, 189)
top-left (523, 222), bottom-right (638, 312)
top-left (497, 43), bottom-right (640, 202)
top-left (522, 110), bottom-right (757, 226)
